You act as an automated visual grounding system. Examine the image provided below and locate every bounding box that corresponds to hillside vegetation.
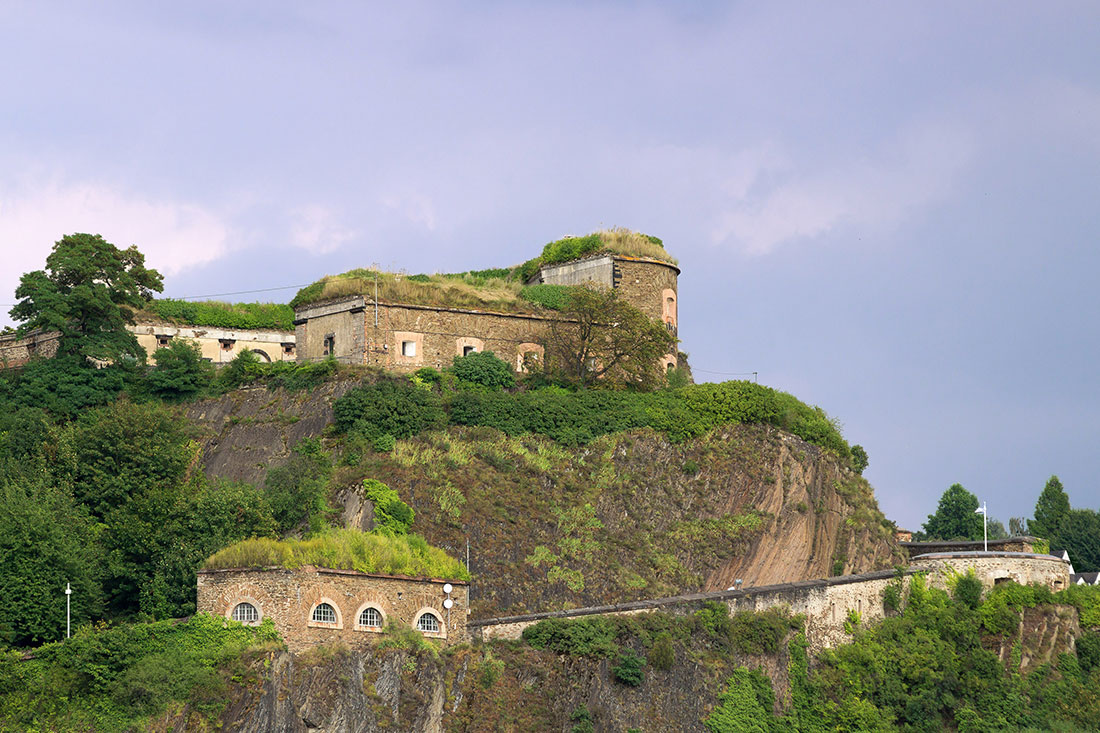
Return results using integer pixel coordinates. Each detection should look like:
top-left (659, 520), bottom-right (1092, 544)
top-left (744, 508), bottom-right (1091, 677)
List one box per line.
top-left (140, 299), bottom-right (295, 331)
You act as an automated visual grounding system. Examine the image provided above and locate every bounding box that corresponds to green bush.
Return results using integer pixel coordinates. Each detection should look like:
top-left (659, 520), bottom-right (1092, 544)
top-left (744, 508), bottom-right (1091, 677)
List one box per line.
top-left (570, 705), bottom-right (595, 733)
top-left (147, 339), bottom-right (214, 401)
top-left (705, 667), bottom-right (777, 733)
top-left (729, 607), bottom-right (801, 655)
top-left (611, 648), bottom-right (645, 686)
top-left (954, 573), bottom-right (983, 609)
top-left (264, 437), bottom-right (332, 533)
top-left (363, 479), bottom-right (414, 534)
top-left (333, 379), bottom-right (446, 439)
top-left (450, 351), bottom-right (515, 389)
top-left (649, 632), bottom-right (675, 670)
top-left (850, 444), bottom-right (869, 474)
top-left (476, 651), bottom-right (505, 689)
top-left (521, 616), bottom-right (619, 657)
top-left (519, 284), bottom-right (574, 310)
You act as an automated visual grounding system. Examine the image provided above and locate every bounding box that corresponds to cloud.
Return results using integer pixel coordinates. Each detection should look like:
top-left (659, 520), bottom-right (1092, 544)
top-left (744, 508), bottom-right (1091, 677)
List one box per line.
top-left (710, 124), bottom-right (976, 255)
top-left (381, 191), bottom-right (438, 232)
top-left (288, 204), bottom-right (359, 254)
top-left (0, 179), bottom-right (232, 324)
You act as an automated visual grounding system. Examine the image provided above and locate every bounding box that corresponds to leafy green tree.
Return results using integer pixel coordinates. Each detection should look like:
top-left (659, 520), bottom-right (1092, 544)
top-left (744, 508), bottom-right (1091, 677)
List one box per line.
top-left (1008, 517), bottom-right (1028, 536)
top-left (1028, 475), bottom-right (1070, 540)
top-left (543, 284), bottom-right (676, 390)
top-left (922, 483), bottom-right (983, 541)
top-left (332, 379), bottom-right (446, 440)
top-left (1055, 509), bottom-right (1100, 572)
top-left (0, 473), bottom-right (105, 646)
top-left (850, 444), bottom-right (869, 474)
top-left (10, 233), bottom-right (162, 362)
top-left (3, 355), bottom-right (136, 418)
top-left (147, 339), bottom-right (214, 401)
top-left (450, 350), bottom-right (515, 389)
top-left (263, 437), bottom-right (333, 534)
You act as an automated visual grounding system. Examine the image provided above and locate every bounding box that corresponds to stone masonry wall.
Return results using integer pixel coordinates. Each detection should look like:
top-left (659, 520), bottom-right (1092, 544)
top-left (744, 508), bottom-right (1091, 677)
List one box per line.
top-left (294, 296), bottom-right (368, 364)
top-left (0, 329), bottom-right (60, 368)
top-left (197, 566), bottom-right (469, 651)
top-left (132, 323), bottom-right (295, 364)
top-left (472, 554), bottom-right (1072, 653)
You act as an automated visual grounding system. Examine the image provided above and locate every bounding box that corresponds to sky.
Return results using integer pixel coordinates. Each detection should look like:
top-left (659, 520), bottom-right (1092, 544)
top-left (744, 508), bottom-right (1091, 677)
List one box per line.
top-left (1, 1), bottom-right (1098, 531)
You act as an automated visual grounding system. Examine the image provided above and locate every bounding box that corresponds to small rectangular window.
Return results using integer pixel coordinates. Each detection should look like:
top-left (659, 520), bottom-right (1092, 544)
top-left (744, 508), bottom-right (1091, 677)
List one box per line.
top-left (323, 335), bottom-right (335, 356)
top-left (463, 345), bottom-right (476, 356)
top-left (402, 341), bottom-right (417, 357)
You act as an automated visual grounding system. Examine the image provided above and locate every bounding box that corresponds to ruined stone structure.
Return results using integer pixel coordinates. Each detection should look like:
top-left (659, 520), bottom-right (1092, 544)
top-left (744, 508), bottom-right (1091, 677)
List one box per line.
top-left (293, 254), bottom-right (679, 372)
top-left (471, 552), bottom-right (1071, 653)
top-left (196, 566), bottom-right (469, 652)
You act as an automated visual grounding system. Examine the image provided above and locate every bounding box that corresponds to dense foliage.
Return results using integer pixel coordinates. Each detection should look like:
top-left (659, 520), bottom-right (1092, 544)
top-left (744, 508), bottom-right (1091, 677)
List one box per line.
top-left (0, 614), bottom-right (279, 732)
top-left (337, 378), bottom-right (853, 458)
top-left (202, 528), bottom-right (469, 580)
top-left (920, 483), bottom-right (983, 541)
top-left (146, 298), bottom-right (295, 331)
top-left (10, 233), bottom-right (163, 362)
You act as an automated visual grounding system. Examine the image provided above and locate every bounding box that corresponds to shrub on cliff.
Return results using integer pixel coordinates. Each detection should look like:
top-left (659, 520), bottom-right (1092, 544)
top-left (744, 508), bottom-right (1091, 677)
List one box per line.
top-left (333, 379), bottom-right (446, 441)
top-left (450, 350), bottom-right (515, 389)
top-left (147, 339), bottom-right (214, 401)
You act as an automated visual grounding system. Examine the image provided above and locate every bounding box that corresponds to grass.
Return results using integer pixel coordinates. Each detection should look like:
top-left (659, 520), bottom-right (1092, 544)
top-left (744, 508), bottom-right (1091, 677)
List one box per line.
top-left (203, 528), bottom-right (470, 581)
top-left (290, 229), bottom-right (676, 308)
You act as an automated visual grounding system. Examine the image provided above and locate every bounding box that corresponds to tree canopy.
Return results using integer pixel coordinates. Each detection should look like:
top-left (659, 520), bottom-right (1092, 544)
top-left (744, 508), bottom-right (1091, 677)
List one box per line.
top-left (542, 284), bottom-right (676, 390)
top-left (922, 483), bottom-right (983, 541)
top-left (10, 233), bottom-right (162, 362)
top-left (1028, 475), bottom-right (1070, 540)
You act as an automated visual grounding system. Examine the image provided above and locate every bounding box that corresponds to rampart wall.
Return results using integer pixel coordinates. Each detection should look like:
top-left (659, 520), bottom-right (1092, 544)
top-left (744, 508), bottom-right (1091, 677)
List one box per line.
top-left (196, 566), bottom-right (469, 651)
top-left (132, 323), bottom-right (296, 364)
top-left (471, 553), bottom-right (1071, 653)
top-left (0, 329), bottom-right (60, 368)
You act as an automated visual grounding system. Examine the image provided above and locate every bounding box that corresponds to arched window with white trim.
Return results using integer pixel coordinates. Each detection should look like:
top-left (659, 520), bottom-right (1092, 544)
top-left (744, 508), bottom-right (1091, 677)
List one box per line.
top-left (312, 603), bottom-right (336, 624)
top-left (416, 612), bottom-right (440, 633)
top-left (232, 602), bottom-right (259, 624)
top-left (359, 607), bottom-right (382, 628)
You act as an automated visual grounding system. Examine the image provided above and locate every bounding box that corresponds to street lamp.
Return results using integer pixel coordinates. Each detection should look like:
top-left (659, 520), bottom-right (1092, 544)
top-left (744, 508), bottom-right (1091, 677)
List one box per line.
top-left (975, 502), bottom-right (988, 552)
top-left (65, 583), bottom-right (72, 639)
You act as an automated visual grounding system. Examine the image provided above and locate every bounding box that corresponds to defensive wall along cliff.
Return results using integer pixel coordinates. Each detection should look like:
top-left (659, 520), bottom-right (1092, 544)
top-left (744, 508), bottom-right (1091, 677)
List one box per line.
top-left (470, 553), bottom-right (1071, 653)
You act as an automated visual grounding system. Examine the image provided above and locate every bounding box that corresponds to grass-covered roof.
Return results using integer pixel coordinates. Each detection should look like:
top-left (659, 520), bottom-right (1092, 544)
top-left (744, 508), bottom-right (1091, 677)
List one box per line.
top-left (290, 228), bottom-right (675, 310)
top-left (203, 528), bottom-right (470, 581)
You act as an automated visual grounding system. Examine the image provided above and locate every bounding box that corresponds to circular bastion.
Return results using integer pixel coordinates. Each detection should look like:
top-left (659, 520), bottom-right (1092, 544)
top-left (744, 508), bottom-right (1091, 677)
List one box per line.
top-left (911, 551), bottom-right (1071, 593)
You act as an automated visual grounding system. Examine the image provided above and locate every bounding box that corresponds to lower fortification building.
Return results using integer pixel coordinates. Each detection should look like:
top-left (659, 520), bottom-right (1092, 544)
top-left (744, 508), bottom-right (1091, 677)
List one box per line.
top-left (196, 566), bottom-right (469, 651)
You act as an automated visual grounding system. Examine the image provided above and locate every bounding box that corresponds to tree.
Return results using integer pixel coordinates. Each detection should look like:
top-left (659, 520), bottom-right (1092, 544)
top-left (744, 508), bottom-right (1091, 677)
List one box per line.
top-left (1008, 517), bottom-right (1028, 536)
top-left (1028, 475), bottom-right (1070, 540)
top-left (922, 483), bottom-right (983, 541)
top-left (1052, 509), bottom-right (1100, 573)
top-left (10, 233), bottom-right (163, 362)
top-left (850, 445), bottom-right (869, 474)
top-left (542, 284), bottom-right (676, 390)
top-left (147, 339), bottom-right (214, 400)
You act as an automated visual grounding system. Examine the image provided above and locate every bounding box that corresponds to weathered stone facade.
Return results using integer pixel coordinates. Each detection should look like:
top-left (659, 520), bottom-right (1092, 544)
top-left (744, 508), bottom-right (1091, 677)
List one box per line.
top-left (471, 553), bottom-right (1071, 653)
top-left (294, 255), bottom-right (680, 372)
top-left (132, 322), bottom-right (296, 364)
top-left (196, 566), bottom-right (469, 651)
top-left (900, 536), bottom-right (1039, 560)
top-left (0, 329), bottom-right (60, 368)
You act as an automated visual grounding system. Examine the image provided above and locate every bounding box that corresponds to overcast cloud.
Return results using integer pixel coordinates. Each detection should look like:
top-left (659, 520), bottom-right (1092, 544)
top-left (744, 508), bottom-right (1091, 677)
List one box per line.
top-left (2, 1), bottom-right (1098, 530)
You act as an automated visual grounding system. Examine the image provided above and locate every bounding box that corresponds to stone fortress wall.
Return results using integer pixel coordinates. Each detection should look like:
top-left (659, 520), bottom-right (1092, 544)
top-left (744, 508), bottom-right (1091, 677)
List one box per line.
top-left (471, 552), bottom-right (1071, 653)
top-left (293, 255), bottom-right (680, 371)
top-left (196, 566), bottom-right (469, 652)
top-left (0, 323), bottom-right (296, 367)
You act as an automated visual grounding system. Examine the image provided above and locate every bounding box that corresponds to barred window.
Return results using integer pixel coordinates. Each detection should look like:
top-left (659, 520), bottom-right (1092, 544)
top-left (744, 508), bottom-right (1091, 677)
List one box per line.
top-left (358, 607), bottom-right (382, 628)
top-left (416, 612), bottom-right (440, 633)
top-left (311, 602), bottom-right (337, 624)
top-left (232, 602), bottom-right (259, 624)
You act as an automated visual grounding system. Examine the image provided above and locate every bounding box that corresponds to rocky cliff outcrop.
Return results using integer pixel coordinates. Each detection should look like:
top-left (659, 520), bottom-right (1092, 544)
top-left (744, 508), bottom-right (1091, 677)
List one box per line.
top-left (185, 384), bottom-right (903, 618)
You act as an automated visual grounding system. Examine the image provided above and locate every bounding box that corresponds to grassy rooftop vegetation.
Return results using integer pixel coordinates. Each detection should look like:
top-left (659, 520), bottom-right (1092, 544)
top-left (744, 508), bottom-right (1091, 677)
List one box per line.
top-left (141, 299), bottom-right (295, 331)
top-left (203, 528), bottom-right (471, 581)
top-left (289, 228), bottom-right (675, 309)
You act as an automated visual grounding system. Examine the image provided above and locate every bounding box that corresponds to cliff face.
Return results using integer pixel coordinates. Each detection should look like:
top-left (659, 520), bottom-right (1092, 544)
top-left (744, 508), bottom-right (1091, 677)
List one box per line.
top-left (186, 384), bottom-right (902, 618)
top-left (155, 634), bottom-right (794, 733)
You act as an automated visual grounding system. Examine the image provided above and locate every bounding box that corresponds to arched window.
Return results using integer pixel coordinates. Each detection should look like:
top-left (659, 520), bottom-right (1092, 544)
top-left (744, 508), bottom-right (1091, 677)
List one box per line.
top-left (358, 607), bottom-right (382, 628)
top-left (232, 602), bottom-right (259, 624)
top-left (416, 612), bottom-right (440, 633)
top-left (311, 602), bottom-right (337, 624)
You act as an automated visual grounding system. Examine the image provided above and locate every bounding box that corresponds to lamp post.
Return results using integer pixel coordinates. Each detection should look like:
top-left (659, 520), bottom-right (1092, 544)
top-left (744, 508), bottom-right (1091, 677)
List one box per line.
top-left (65, 583), bottom-right (72, 639)
top-left (442, 583), bottom-right (454, 630)
top-left (975, 502), bottom-right (988, 552)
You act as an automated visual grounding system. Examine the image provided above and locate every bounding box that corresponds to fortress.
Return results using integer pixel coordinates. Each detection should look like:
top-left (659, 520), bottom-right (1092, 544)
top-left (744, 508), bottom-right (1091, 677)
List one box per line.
top-left (291, 252), bottom-right (680, 373)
